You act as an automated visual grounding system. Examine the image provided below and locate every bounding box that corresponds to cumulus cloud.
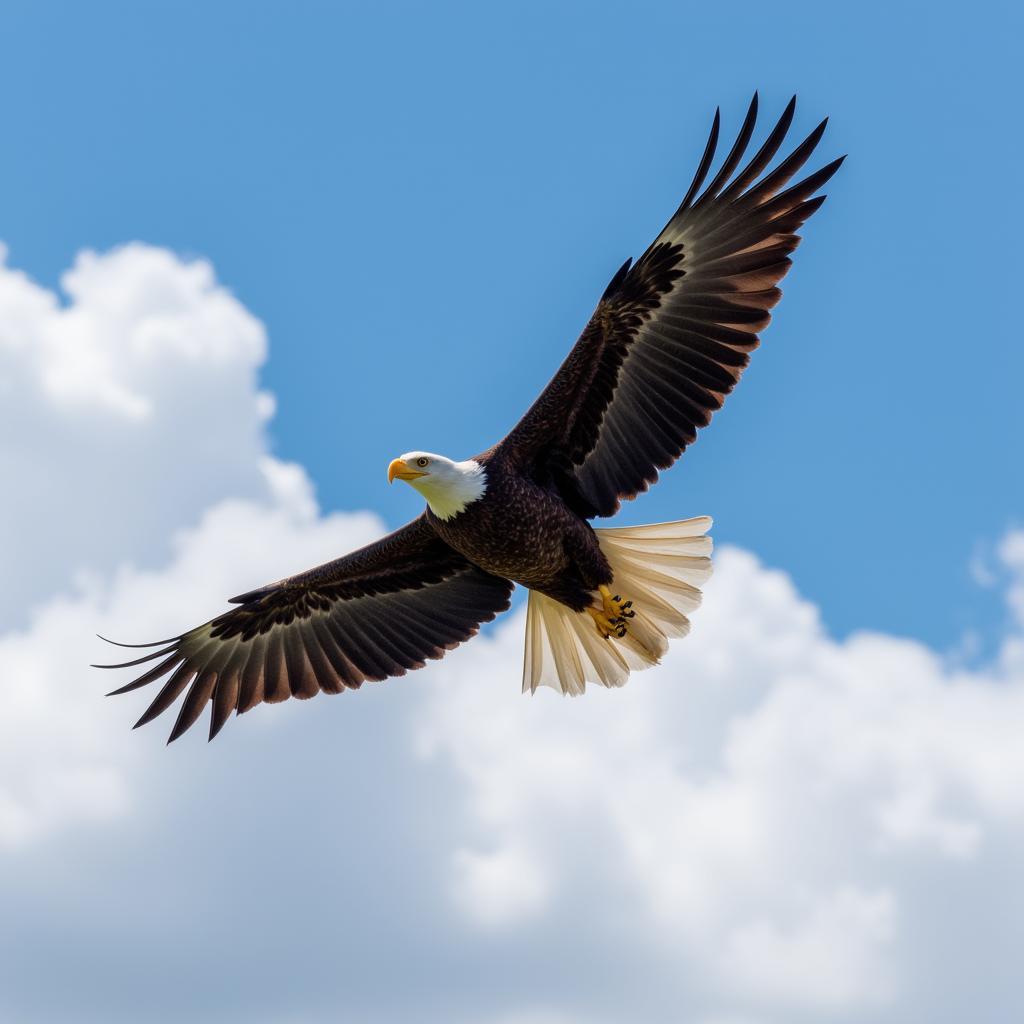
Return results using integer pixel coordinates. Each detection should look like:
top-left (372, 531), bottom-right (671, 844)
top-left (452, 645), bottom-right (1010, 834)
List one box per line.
top-left (451, 842), bottom-right (550, 928)
top-left (2, 245), bottom-right (1023, 1024)
top-left (0, 243), bottom-right (275, 624)
top-left (417, 545), bottom-right (1024, 1020)
top-left (0, 460), bottom-right (383, 849)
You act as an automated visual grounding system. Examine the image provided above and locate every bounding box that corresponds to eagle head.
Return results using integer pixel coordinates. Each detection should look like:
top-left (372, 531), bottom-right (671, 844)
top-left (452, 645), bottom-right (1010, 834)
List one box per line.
top-left (387, 452), bottom-right (487, 521)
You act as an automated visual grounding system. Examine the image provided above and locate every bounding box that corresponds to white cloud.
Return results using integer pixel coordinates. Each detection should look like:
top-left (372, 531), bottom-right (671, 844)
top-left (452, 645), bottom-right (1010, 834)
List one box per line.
top-left (724, 885), bottom-right (896, 1007)
top-left (2, 245), bottom-right (1023, 1024)
top-left (452, 842), bottom-right (549, 927)
top-left (416, 548), bottom-right (1024, 1019)
top-left (0, 242), bottom-right (275, 625)
top-left (0, 459), bottom-right (382, 849)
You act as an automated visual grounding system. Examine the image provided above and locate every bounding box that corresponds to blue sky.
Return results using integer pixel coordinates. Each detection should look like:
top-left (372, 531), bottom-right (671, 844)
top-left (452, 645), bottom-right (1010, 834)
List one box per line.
top-left (1, 0), bottom-right (1021, 650)
top-left (2, 4), bottom-right (1024, 1023)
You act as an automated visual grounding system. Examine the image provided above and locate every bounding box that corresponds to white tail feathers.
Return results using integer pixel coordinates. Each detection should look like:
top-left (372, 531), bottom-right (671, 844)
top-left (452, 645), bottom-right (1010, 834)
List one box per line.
top-left (522, 516), bottom-right (713, 696)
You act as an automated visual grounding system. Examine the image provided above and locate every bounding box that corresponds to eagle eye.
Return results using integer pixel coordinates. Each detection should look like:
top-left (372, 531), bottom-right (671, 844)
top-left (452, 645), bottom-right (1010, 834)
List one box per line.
top-left (415, 457), bottom-right (429, 468)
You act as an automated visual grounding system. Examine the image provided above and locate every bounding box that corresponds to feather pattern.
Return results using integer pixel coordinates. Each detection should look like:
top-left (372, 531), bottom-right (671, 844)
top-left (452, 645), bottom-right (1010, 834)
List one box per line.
top-left (100, 96), bottom-right (840, 742)
top-left (501, 94), bottom-right (843, 517)
top-left (523, 517), bottom-right (713, 695)
top-left (96, 516), bottom-right (512, 742)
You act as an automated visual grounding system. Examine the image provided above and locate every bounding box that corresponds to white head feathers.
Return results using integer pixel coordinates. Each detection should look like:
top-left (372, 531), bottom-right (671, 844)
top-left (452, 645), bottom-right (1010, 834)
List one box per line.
top-left (389, 452), bottom-right (487, 521)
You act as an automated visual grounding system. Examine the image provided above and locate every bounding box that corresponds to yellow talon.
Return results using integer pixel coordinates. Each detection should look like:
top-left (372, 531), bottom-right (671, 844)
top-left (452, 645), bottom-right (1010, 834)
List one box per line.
top-left (586, 605), bottom-right (626, 640)
top-left (599, 584), bottom-right (635, 623)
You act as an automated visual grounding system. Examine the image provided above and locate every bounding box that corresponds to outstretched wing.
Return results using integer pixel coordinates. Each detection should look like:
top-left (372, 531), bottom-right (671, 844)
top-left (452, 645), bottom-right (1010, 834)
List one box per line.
top-left (500, 94), bottom-right (843, 517)
top-left (97, 516), bottom-right (513, 743)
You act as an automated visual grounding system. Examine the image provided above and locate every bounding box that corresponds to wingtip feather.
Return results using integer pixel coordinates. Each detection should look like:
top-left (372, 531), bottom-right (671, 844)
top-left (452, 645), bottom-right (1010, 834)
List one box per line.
top-left (96, 633), bottom-right (178, 648)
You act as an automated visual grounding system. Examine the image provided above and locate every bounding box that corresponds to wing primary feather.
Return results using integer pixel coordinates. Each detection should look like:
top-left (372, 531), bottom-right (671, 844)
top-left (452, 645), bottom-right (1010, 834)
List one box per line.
top-left (104, 652), bottom-right (183, 696)
top-left (167, 669), bottom-right (219, 744)
top-left (277, 628), bottom-right (316, 699)
top-left (209, 667), bottom-right (241, 741)
top-left (677, 107), bottom-right (721, 212)
top-left (333, 601), bottom-right (411, 667)
top-left (601, 258), bottom-right (634, 300)
top-left (263, 631), bottom-right (289, 703)
top-left (496, 97), bottom-right (840, 521)
top-left (105, 516), bottom-right (515, 738)
top-left (773, 194), bottom-right (828, 226)
top-left (309, 616), bottom-right (362, 688)
top-left (739, 117), bottom-right (829, 208)
top-left (322, 609), bottom-right (393, 680)
top-left (352, 604), bottom-right (428, 670)
top-left (721, 95), bottom-right (797, 202)
top-left (96, 633), bottom-right (180, 649)
top-left (133, 663), bottom-right (196, 730)
top-left (236, 637), bottom-right (267, 713)
top-left (695, 92), bottom-right (759, 205)
top-left (297, 619), bottom-right (343, 695)
top-left (92, 644), bottom-right (179, 670)
top-left (758, 156), bottom-right (846, 219)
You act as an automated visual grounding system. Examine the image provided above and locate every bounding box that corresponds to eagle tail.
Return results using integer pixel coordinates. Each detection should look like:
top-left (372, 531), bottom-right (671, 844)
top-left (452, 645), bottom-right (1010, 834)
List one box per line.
top-left (522, 516), bottom-right (713, 696)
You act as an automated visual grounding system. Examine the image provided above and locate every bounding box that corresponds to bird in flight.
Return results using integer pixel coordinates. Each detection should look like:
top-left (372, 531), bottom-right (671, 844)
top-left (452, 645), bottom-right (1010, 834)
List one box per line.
top-left (98, 94), bottom-right (842, 743)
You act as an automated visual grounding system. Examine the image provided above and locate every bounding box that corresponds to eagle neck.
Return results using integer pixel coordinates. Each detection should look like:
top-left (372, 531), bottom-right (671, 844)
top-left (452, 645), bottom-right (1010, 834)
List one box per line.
top-left (420, 460), bottom-right (487, 521)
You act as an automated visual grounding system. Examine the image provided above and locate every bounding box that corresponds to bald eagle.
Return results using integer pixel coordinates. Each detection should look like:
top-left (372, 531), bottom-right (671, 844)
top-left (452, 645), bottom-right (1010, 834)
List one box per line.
top-left (98, 95), bottom-right (842, 742)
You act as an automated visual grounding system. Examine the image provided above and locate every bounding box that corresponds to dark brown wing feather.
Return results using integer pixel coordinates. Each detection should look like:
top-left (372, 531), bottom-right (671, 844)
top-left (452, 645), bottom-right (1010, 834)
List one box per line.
top-left (96, 516), bottom-right (513, 743)
top-left (500, 94), bottom-right (844, 517)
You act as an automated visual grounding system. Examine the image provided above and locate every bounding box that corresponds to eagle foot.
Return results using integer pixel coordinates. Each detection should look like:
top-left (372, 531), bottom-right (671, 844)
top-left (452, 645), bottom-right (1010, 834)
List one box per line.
top-left (599, 585), bottom-right (635, 623)
top-left (586, 605), bottom-right (628, 640)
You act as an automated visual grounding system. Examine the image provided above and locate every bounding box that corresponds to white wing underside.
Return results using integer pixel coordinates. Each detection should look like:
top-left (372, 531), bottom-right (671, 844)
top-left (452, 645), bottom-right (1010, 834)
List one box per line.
top-left (522, 516), bottom-right (713, 696)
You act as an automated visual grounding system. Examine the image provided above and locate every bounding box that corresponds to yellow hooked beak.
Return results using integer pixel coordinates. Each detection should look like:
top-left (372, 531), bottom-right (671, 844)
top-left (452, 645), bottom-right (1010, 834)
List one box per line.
top-left (388, 458), bottom-right (427, 484)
